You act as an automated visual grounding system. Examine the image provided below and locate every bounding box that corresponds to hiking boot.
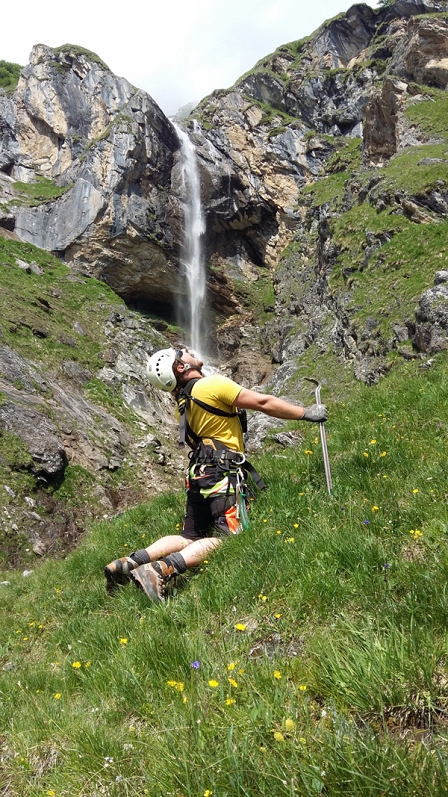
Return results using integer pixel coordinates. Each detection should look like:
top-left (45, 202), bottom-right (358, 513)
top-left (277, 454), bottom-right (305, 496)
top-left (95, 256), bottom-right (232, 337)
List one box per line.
top-left (104, 557), bottom-right (136, 590)
top-left (131, 561), bottom-right (175, 603)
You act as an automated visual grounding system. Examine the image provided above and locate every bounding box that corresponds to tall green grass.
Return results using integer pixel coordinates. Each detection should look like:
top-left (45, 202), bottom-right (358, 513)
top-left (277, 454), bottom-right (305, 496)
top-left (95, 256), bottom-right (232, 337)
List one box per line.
top-left (0, 353), bottom-right (447, 795)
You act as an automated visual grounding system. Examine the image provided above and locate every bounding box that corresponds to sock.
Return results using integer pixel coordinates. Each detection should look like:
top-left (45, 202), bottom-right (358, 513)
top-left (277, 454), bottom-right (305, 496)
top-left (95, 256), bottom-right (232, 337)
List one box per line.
top-left (160, 552), bottom-right (187, 575)
top-left (130, 549), bottom-right (151, 566)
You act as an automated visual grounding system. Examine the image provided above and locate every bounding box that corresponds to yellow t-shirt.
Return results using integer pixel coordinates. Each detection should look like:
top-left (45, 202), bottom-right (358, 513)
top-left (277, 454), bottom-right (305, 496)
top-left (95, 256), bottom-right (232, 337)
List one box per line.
top-left (183, 374), bottom-right (244, 452)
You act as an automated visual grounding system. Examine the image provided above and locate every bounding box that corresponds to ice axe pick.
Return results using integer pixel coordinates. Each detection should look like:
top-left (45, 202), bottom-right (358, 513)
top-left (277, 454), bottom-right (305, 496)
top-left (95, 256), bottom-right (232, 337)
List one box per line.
top-left (304, 377), bottom-right (332, 495)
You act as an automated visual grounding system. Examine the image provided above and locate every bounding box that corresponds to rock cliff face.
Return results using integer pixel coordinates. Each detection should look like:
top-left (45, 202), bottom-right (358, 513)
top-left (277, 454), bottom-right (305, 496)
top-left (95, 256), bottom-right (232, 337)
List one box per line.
top-left (169, 1), bottom-right (441, 390)
top-left (1, 0), bottom-right (448, 564)
top-left (0, 44), bottom-right (184, 316)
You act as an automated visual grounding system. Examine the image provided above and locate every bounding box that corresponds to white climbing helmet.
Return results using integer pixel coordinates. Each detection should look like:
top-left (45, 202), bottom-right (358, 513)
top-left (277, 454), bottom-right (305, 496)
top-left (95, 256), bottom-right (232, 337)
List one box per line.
top-left (146, 348), bottom-right (177, 392)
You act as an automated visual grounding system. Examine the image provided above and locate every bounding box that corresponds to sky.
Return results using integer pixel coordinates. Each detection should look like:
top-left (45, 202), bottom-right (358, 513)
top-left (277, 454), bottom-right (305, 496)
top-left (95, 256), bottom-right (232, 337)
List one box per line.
top-left (3, 1), bottom-right (378, 117)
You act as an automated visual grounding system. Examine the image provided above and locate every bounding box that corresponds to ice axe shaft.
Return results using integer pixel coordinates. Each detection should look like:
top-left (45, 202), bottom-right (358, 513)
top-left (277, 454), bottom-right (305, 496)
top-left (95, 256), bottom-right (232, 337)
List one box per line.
top-left (304, 377), bottom-right (332, 494)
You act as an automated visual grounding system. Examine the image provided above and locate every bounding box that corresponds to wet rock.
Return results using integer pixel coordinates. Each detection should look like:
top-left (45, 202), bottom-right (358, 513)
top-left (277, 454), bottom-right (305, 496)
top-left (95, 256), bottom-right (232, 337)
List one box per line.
top-left (245, 412), bottom-right (288, 452)
top-left (413, 282), bottom-right (448, 352)
top-left (353, 356), bottom-right (389, 385)
top-left (61, 360), bottom-right (92, 385)
top-left (15, 258), bottom-right (31, 273)
top-left (271, 431), bottom-right (302, 448)
top-left (0, 401), bottom-right (67, 477)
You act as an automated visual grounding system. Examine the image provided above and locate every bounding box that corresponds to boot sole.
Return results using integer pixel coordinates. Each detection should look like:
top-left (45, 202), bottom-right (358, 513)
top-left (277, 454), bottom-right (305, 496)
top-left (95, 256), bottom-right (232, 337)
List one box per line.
top-left (131, 564), bottom-right (164, 603)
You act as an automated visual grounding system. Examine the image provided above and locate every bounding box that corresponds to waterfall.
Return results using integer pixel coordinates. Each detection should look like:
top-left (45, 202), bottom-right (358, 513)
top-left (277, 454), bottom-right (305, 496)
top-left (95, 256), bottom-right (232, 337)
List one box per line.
top-left (172, 120), bottom-right (206, 355)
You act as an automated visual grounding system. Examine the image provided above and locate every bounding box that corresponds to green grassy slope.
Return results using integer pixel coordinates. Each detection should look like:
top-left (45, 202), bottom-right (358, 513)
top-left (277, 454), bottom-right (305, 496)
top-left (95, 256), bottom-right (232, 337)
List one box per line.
top-left (0, 60), bottom-right (22, 92)
top-left (1, 352), bottom-right (446, 796)
top-left (0, 237), bottom-right (125, 370)
top-left (274, 85), bottom-right (448, 384)
top-left (0, 236), bottom-right (176, 567)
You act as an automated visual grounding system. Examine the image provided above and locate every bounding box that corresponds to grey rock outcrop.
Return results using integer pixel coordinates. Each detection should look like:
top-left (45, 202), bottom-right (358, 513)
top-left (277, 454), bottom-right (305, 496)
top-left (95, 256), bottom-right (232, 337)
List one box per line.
top-left (2, 44), bottom-right (184, 314)
top-left (413, 276), bottom-right (448, 352)
top-left (0, 400), bottom-right (67, 477)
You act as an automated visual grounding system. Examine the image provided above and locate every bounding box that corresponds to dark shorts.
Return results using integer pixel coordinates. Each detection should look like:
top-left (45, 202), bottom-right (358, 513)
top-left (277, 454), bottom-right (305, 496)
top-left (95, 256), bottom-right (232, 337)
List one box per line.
top-left (181, 464), bottom-right (242, 541)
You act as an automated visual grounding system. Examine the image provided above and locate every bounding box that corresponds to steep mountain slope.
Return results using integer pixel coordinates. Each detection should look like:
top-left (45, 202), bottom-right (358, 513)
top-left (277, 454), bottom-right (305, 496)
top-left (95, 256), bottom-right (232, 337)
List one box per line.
top-left (187, 0), bottom-right (448, 386)
top-left (0, 0), bottom-right (447, 565)
top-left (0, 232), bottom-right (186, 566)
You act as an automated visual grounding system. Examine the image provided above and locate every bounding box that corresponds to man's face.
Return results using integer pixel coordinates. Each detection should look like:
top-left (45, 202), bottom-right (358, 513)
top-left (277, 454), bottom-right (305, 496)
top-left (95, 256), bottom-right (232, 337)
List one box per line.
top-left (176, 348), bottom-right (204, 372)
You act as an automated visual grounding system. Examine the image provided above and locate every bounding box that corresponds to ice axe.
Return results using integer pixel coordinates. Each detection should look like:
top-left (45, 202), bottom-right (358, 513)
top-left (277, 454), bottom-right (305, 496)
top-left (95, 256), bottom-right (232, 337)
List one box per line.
top-left (304, 377), bottom-right (332, 495)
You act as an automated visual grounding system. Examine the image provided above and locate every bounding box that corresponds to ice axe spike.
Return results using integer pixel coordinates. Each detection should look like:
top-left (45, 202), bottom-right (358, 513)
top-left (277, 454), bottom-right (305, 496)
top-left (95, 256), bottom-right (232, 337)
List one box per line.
top-left (304, 377), bottom-right (332, 495)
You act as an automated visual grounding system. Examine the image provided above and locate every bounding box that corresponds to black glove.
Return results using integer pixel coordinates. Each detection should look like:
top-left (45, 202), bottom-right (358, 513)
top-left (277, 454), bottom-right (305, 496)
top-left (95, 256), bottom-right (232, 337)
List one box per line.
top-left (302, 403), bottom-right (328, 422)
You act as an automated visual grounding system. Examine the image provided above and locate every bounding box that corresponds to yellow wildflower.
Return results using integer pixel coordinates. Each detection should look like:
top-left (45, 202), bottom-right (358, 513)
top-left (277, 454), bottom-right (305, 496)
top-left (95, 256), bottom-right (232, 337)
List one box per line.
top-left (228, 678), bottom-right (238, 688)
top-left (370, 439), bottom-right (376, 445)
top-left (299, 684), bottom-right (307, 691)
top-left (293, 523), bottom-right (299, 528)
top-left (204, 791), bottom-right (213, 797)
top-left (413, 489), bottom-right (419, 494)
top-left (275, 613), bottom-right (281, 619)
top-left (85, 661), bottom-right (91, 668)
top-left (226, 698), bottom-right (236, 705)
top-left (208, 680), bottom-right (219, 688)
top-left (285, 718), bottom-right (295, 731)
top-left (273, 731), bottom-right (285, 742)
top-left (167, 680), bottom-right (178, 687)
top-left (372, 506), bottom-right (379, 512)
top-left (305, 450), bottom-right (313, 455)
top-left (363, 452), bottom-right (369, 458)
top-left (72, 661), bottom-right (82, 669)
top-left (227, 662), bottom-right (236, 671)
top-left (119, 638), bottom-right (128, 645)
top-left (274, 670), bottom-right (281, 679)
top-left (54, 693), bottom-right (61, 700)
top-left (175, 682), bottom-right (184, 692)
top-left (379, 451), bottom-right (387, 457)
top-left (235, 623), bottom-right (246, 631)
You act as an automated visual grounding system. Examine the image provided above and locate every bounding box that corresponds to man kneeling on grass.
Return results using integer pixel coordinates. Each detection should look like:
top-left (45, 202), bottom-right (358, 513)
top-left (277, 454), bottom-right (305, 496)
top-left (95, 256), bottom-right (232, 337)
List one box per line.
top-left (104, 347), bottom-right (327, 602)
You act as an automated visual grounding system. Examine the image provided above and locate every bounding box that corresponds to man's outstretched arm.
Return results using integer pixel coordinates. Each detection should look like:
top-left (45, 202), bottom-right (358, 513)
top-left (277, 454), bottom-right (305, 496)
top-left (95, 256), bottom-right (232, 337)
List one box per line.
top-left (235, 388), bottom-right (327, 422)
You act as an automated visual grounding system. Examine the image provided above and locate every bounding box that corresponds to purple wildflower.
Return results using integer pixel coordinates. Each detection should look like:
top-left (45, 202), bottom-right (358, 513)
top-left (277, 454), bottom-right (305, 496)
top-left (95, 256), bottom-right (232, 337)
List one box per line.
top-left (191, 660), bottom-right (200, 669)
top-left (363, 519), bottom-right (370, 525)
top-left (383, 563), bottom-right (389, 569)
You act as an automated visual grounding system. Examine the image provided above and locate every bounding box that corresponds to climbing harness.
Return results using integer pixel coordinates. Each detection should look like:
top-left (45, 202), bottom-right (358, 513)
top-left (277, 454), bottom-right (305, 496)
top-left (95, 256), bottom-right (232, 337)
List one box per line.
top-left (176, 379), bottom-right (265, 532)
top-left (177, 379), bottom-right (264, 487)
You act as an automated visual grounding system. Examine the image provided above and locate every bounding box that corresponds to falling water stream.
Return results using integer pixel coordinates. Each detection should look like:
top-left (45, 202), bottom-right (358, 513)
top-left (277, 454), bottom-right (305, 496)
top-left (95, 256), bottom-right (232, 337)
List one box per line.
top-left (172, 121), bottom-right (206, 356)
